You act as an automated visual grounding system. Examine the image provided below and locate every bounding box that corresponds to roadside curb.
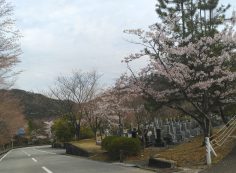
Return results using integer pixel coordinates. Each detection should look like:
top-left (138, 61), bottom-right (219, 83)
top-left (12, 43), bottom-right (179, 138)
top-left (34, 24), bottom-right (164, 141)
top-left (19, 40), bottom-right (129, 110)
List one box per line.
top-left (136, 165), bottom-right (202, 173)
top-left (118, 162), bottom-right (203, 173)
top-left (112, 162), bottom-right (138, 167)
top-left (0, 149), bottom-right (11, 157)
top-left (175, 167), bottom-right (203, 173)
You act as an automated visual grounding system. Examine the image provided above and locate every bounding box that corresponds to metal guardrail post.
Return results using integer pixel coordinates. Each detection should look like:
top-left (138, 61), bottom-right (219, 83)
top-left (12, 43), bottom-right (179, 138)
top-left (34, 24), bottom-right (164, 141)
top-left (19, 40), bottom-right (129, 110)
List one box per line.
top-left (206, 115), bottom-right (236, 165)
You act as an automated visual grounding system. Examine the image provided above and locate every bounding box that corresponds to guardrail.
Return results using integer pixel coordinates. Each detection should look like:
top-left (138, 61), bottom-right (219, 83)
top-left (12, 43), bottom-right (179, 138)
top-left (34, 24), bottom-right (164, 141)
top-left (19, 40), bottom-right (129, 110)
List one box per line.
top-left (206, 115), bottom-right (236, 165)
top-left (211, 115), bottom-right (236, 148)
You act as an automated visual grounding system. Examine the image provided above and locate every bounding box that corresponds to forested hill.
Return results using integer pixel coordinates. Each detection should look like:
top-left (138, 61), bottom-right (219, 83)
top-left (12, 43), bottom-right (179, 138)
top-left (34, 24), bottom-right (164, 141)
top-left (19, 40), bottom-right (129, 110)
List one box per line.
top-left (0, 89), bottom-right (62, 120)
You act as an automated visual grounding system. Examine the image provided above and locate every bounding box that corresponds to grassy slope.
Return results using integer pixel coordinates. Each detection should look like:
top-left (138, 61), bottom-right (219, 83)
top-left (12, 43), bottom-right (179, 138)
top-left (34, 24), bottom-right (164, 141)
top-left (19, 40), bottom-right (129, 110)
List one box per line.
top-left (71, 139), bottom-right (104, 153)
top-left (75, 136), bottom-right (236, 168)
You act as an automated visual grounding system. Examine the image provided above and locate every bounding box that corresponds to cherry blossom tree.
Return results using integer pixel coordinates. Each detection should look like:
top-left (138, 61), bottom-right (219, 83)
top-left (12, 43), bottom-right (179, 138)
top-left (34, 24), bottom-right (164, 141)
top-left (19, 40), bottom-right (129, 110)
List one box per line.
top-left (83, 76), bottom-right (135, 137)
top-left (0, 0), bottom-right (21, 88)
top-left (95, 88), bottom-right (127, 136)
top-left (82, 97), bottom-right (110, 137)
top-left (124, 13), bottom-right (236, 138)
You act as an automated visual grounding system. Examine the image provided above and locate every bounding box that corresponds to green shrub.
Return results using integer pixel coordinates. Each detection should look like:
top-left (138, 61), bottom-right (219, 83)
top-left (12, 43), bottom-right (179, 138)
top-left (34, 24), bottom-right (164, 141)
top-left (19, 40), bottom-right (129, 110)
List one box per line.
top-left (51, 117), bottom-right (75, 142)
top-left (79, 127), bottom-right (94, 139)
top-left (101, 136), bottom-right (118, 150)
top-left (102, 136), bottom-right (141, 159)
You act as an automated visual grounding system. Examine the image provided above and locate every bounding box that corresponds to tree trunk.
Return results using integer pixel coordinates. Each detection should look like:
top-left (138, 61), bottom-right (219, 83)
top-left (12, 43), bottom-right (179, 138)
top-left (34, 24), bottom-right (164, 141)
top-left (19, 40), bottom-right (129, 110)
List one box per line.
top-left (201, 117), bottom-right (212, 145)
top-left (99, 127), bottom-right (103, 141)
top-left (91, 127), bottom-right (97, 139)
top-left (141, 130), bottom-right (146, 149)
top-left (219, 106), bottom-right (229, 126)
top-left (203, 118), bottom-right (212, 137)
top-left (75, 121), bottom-right (80, 140)
top-left (92, 117), bottom-right (98, 139)
top-left (118, 114), bottom-right (123, 136)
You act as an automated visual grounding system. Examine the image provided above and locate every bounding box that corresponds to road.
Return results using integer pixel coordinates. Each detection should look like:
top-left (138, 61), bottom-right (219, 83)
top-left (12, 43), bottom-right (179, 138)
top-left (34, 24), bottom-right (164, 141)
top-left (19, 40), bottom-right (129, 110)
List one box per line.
top-left (0, 146), bottom-right (150, 173)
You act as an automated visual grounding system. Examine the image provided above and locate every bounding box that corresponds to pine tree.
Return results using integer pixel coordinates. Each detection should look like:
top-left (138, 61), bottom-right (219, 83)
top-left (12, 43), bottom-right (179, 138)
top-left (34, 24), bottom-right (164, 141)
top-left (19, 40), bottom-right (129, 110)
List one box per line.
top-left (156, 0), bottom-right (230, 38)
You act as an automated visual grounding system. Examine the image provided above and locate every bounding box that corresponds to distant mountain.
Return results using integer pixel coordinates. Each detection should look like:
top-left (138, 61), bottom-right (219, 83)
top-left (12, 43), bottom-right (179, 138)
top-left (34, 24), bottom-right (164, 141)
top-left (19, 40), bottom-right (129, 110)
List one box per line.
top-left (0, 89), bottom-right (62, 120)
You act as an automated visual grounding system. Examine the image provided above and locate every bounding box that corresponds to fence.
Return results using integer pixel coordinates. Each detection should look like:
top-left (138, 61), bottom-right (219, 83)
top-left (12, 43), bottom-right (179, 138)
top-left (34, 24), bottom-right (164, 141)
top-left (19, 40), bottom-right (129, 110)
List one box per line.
top-left (206, 115), bottom-right (236, 165)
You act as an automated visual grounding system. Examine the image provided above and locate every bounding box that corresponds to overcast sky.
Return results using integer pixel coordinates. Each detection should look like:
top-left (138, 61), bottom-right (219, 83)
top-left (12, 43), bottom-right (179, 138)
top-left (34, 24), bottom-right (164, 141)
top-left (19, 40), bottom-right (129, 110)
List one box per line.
top-left (10, 0), bottom-right (236, 92)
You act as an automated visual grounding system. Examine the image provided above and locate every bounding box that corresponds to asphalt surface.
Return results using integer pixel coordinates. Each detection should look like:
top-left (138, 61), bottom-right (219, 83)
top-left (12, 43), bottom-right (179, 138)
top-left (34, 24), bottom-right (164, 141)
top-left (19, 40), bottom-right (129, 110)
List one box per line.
top-left (201, 145), bottom-right (236, 173)
top-left (0, 146), bottom-right (151, 173)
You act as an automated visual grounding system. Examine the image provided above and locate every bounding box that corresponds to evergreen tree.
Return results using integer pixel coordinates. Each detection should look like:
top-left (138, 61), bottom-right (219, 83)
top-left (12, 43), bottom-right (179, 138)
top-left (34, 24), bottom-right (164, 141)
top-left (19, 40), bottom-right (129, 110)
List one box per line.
top-left (156, 0), bottom-right (230, 38)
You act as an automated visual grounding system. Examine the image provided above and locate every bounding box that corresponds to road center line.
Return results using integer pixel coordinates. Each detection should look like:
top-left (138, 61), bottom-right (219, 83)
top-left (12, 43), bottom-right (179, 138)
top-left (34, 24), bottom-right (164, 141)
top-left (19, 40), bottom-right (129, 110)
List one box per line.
top-left (0, 150), bottom-right (12, 162)
top-left (22, 150), bottom-right (31, 157)
top-left (34, 148), bottom-right (56, 155)
top-left (42, 166), bottom-right (53, 173)
top-left (31, 158), bottom-right (38, 162)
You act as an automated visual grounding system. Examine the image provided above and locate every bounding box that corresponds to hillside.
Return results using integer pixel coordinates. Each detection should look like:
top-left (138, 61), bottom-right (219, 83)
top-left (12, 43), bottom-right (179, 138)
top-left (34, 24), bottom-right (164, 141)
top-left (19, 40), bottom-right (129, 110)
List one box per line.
top-left (0, 89), bottom-right (62, 120)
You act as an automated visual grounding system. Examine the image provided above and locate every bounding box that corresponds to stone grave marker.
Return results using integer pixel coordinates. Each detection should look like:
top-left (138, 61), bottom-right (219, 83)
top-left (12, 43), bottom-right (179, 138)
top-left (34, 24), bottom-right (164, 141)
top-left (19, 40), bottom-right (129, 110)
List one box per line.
top-left (154, 128), bottom-right (166, 147)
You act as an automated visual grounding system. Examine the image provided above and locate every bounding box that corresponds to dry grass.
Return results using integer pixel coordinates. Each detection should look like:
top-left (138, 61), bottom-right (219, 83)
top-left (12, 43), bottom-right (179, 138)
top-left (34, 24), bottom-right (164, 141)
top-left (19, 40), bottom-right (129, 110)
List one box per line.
top-left (155, 135), bottom-right (236, 168)
top-left (125, 132), bottom-right (236, 168)
top-left (71, 133), bottom-right (236, 168)
top-left (158, 136), bottom-right (206, 167)
top-left (71, 139), bottom-right (104, 153)
top-left (89, 152), bottom-right (111, 162)
top-left (211, 138), bottom-right (236, 164)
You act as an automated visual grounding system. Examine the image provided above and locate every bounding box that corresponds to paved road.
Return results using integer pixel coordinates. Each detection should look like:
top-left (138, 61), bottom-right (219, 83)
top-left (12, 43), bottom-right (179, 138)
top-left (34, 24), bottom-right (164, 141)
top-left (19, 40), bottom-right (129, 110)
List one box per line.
top-left (0, 146), bottom-right (150, 173)
top-left (201, 145), bottom-right (236, 173)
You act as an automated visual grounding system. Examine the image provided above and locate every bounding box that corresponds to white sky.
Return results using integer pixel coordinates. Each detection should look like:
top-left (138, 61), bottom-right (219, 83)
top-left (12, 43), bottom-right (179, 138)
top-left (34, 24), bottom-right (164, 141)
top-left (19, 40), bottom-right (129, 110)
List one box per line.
top-left (10, 0), bottom-right (236, 92)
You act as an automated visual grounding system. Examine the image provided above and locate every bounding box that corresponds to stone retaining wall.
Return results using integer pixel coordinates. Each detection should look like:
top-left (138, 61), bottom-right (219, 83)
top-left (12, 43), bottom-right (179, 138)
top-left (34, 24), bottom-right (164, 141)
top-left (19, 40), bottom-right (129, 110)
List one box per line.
top-left (65, 143), bottom-right (92, 157)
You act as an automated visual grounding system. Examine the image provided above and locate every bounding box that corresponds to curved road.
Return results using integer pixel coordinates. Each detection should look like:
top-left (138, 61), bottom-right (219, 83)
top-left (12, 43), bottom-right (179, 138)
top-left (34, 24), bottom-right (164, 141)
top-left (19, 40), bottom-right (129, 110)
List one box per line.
top-left (0, 146), bottom-right (150, 173)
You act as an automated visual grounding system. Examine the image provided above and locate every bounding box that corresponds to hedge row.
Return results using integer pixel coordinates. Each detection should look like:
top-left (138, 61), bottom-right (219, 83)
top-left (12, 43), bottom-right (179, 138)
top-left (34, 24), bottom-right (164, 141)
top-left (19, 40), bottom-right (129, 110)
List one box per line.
top-left (102, 136), bottom-right (141, 159)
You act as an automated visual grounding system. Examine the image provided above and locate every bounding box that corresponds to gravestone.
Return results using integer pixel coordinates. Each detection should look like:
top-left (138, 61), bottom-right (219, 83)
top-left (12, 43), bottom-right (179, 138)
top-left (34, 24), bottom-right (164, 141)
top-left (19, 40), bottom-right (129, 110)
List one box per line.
top-left (186, 121), bottom-right (191, 129)
top-left (170, 123), bottom-right (177, 143)
top-left (175, 124), bottom-right (183, 142)
top-left (190, 127), bottom-right (201, 137)
top-left (154, 128), bottom-right (166, 147)
top-left (159, 119), bottom-right (163, 128)
top-left (162, 124), bottom-right (177, 145)
top-left (162, 125), bottom-right (169, 136)
top-left (181, 122), bottom-right (191, 138)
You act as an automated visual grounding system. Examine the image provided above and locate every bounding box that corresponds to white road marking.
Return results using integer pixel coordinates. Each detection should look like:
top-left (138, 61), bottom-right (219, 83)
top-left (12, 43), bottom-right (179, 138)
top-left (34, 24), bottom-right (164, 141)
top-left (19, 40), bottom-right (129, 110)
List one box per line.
top-left (34, 148), bottom-right (56, 155)
top-left (0, 150), bottom-right (12, 162)
top-left (21, 150), bottom-right (31, 157)
top-left (32, 158), bottom-right (38, 162)
top-left (42, 166), bottom-right (53, 173)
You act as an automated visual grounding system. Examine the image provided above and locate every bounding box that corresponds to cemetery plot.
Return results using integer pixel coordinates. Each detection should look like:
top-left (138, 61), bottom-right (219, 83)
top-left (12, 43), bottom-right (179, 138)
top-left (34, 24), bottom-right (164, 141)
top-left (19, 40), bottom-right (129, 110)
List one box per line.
top-left (123, 118), bottom-right (203, 147)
